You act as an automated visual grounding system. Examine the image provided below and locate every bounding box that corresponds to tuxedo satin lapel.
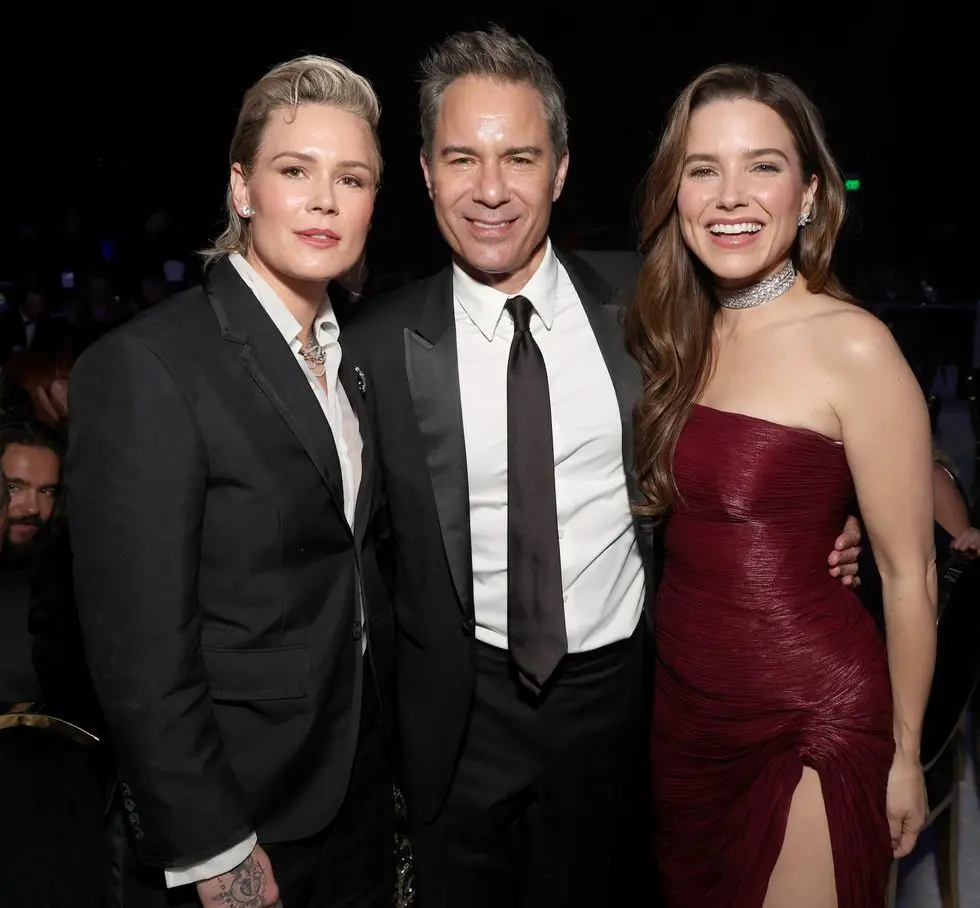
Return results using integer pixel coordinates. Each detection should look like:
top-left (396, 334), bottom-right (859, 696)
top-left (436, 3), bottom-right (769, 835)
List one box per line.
top-left (557, 249), bottom-right (643, 503)
top-left (204, 259), bottom-right (348, 523)
top-left (339, 360), bottom-right (374, 546)
top-left (404, 270), bottom-right (474, 617)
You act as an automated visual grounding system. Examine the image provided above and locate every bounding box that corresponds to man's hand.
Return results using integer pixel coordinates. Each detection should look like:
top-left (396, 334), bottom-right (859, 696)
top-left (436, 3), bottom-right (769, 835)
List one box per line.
top-left (829, 514), bottom-right (862, 588)
top-left (196, 845), bottom-right (281, 908)
top-left (951, 527), bottom-right (980, 557)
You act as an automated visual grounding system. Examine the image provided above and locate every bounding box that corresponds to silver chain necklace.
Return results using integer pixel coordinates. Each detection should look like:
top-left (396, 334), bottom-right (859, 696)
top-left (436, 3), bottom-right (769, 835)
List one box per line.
top-left (299, 337), bottom-right (327, 378)
top-left (717, 259), bottom-right (798, 310)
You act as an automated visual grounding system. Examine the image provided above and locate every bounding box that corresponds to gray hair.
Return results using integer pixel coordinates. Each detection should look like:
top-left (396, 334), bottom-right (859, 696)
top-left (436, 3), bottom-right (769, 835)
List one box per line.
top-left (418, 26), bottom-right (568, 166)
top-left (200, 54), bottom-right (382, 280)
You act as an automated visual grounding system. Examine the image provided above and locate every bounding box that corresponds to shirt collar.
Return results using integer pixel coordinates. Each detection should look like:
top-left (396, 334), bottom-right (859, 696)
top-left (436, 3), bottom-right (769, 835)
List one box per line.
top-left (229, 253), bottom-right (338, 349)
top-left (452, 238), bottom-right (558, 341)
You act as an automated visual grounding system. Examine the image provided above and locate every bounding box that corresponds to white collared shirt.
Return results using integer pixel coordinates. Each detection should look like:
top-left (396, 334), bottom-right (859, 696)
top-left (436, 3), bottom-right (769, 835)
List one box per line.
top-left (454, 239), bottom-right (645, 653)
top-left (163, 253), bottom-right (363, 889)
top-left (229, 253), bottom-right (362, 525)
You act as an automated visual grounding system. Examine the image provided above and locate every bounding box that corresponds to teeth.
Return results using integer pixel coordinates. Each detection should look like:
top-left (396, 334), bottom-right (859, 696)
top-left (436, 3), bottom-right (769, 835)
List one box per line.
top-left (473, 221), bottom-right (507, 229)
top-left (709, 223), bottom-right (763, 235)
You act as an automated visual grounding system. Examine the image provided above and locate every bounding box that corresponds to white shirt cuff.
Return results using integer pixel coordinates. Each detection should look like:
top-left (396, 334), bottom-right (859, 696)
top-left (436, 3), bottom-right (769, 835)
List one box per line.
top-left (163, 832), bottom-right (257, 888)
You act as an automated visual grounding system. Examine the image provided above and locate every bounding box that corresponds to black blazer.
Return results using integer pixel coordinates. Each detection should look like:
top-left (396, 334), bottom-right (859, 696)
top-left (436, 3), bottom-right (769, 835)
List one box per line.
top-left (65, 258), bottom-right (394, 868)
top-left (342, 248), bottom-right (657, 822)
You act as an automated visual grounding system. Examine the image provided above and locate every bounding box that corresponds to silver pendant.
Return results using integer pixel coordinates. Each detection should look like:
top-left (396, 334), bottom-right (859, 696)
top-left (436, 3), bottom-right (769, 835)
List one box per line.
top-left (300, 338), bottom-right (328, 378)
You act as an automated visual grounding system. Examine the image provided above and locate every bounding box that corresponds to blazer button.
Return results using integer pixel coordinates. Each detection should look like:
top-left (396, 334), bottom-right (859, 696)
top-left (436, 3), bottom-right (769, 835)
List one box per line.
top-left (461, 616), bottom-right (475, 636)
top-left (352, 621), bottom-right (363, 640)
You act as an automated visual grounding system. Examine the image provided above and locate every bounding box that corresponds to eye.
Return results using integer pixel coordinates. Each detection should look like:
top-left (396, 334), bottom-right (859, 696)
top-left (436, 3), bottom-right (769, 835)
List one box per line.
top-left (510, 156), bottom-right (533, 166)
top-left (753, 162), bottom-right (781, 173)
top-left (339, 175), bottom-right (366, 189)
top-left (280, 166), bottom-right (305, 178)
top-left (687, 166), bottom-right (716, 178)
top-left (448, 157), bottom-right (473, 168)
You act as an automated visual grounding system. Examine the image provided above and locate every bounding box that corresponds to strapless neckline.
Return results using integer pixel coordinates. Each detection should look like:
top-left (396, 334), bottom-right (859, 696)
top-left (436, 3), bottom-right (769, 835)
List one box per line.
top-left (693, 403), bottom-right (844, 450)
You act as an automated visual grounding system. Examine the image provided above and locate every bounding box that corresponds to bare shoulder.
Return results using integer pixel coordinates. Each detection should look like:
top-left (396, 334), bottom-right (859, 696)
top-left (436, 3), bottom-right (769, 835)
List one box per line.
top-left (801, 293), bottom-right (903, 372)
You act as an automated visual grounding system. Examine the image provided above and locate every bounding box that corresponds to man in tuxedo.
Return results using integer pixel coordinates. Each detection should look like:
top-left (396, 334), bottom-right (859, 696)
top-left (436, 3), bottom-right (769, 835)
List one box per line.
top-left (342, 26), bottom-right (863, 907)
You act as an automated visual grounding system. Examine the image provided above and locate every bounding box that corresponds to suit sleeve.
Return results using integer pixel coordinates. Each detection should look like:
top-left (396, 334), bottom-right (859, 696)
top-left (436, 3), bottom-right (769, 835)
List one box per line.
top-left (65, 333), bottom-right (253, 867)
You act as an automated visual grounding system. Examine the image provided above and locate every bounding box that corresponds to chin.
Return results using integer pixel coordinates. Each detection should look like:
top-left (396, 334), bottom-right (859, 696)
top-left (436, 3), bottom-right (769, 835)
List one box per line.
top-left (698, 251), bottom-right (767, 285)
top-left (283, 256), bottom-right (353, 285)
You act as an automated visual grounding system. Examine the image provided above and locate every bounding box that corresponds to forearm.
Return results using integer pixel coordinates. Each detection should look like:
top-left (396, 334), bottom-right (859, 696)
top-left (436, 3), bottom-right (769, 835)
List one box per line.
top-left (882, 567), bottom-right (937, 758)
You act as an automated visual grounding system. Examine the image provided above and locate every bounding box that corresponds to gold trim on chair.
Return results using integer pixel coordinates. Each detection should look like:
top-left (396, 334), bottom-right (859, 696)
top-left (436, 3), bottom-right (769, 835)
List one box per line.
top-left (0, 708), bottom-right (101, 748)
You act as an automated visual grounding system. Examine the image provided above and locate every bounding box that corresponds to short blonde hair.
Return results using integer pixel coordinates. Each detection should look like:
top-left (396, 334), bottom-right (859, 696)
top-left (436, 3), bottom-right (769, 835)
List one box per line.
top-left (201, 55), bottom-right (382, 274)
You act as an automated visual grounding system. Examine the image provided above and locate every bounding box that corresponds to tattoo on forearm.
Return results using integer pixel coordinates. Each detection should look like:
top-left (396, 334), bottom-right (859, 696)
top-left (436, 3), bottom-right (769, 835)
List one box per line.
top-left (212, 854), bottom-right (266, 908)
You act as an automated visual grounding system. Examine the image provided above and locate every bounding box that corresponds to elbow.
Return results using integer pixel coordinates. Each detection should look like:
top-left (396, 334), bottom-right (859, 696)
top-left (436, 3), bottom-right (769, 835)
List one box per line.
top-left (879, 552), bottom-right (938, 623)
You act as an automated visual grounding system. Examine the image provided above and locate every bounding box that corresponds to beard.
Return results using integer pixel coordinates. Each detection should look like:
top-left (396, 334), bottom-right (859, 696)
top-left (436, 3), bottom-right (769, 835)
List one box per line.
top-left (2, 517), bottom-right (54, 567)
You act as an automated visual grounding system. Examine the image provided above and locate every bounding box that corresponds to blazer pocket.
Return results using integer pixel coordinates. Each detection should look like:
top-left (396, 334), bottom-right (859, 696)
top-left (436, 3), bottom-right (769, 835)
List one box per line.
top-left (202, 646), bottom-right (310, 701)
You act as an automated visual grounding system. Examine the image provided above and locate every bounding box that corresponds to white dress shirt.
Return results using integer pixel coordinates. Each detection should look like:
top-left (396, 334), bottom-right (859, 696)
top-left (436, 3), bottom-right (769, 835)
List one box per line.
top-left (164, 253), bottom-right (362, 888)
top-left (454, 239), bottom-right (645, 654)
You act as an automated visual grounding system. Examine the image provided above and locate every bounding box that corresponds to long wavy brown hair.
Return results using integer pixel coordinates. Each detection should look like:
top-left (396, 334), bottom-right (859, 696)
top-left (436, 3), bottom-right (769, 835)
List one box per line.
top-left (625, 64), bottom-right (851, 520)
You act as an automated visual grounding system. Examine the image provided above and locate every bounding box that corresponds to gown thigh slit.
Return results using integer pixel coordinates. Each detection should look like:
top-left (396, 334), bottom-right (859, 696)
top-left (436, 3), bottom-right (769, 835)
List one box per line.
top-left (653, 405), bottom-right (894, 908)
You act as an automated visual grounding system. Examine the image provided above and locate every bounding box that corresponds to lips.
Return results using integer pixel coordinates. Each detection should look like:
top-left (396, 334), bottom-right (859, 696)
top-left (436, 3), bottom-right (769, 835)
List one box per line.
top-left (465, 217), bottom-right (518, 239)
top-left (295, 228), bottom-right (340, 240)
top-left (295, 228), bottom-right (340, 249)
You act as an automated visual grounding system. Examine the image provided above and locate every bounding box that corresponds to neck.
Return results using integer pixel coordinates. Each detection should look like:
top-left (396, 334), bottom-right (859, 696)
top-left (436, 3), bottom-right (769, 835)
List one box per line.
top-left (243, 252), bottom-right (325, 343)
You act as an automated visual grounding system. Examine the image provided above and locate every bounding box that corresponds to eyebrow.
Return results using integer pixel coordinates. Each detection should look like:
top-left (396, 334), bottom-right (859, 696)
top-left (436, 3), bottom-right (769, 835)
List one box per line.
top-left (440, 145), bottom-right (544, 158)
top-left (684, 147), bottom-right (792, 166)
top-left (5, 476), bottom-right (59, 487)
top-left (270, 151), bottom-right (374, 172)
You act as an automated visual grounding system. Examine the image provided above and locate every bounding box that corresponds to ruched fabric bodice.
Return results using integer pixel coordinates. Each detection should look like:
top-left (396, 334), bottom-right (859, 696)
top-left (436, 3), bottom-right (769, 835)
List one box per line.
top-left (653, 405), bottom-right (893, 908)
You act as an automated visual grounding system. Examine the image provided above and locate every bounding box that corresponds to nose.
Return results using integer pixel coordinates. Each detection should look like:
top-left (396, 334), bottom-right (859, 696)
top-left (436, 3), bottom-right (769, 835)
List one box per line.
top-left (473, 161), bottom-right (509, 208)
top-left (717, 167), bottom-right (749, 211)
top-left (13, 490), bottom-right (39, 517)
top-left (308, 176), bottom-right (339, 215)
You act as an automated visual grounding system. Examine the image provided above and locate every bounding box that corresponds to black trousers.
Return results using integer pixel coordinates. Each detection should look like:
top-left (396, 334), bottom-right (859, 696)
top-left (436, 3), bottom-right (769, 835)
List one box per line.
top-left (410, 624), bottom-right (654, 908)
top-left (109, 671), bottom-right (394, 908)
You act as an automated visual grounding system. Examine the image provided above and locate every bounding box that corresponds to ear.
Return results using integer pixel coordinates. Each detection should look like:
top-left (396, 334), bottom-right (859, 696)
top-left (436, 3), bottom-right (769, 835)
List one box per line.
top-left (802, 172), bottom-right (818, 220)
top-left (553, 151), bottom-right (570, 202)
top-left (420, 150), bottom-right (435, 202)
top-left (230, 163), bottom-right (250, 216)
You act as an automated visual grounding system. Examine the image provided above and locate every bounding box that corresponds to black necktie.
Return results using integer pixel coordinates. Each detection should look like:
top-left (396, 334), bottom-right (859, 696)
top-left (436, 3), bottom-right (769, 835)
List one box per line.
top-left (505, 295), bottom-right (567, 692)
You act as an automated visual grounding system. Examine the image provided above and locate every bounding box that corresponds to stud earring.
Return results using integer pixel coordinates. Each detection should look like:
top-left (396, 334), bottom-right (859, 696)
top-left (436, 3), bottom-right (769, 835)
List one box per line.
top-left (241, 206), bottom-right (254, 217)
top-left (798, 210), bottom-right (813, 227)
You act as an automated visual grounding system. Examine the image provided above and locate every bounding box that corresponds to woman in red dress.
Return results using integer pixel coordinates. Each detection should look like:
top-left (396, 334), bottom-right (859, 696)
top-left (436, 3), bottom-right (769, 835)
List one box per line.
top-left (625, 65), bottom-right (937, 907)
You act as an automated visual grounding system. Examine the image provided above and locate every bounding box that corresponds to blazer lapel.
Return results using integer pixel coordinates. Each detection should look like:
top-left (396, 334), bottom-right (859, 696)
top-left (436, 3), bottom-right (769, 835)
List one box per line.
top-left (556, 249), bottom-right (643, 503)
top-left (403, 269), bottom-right (474, 618)
top-left (204, 259), bottom-right (348, 524)
top-left (339, 359), bottom-right (374, 547)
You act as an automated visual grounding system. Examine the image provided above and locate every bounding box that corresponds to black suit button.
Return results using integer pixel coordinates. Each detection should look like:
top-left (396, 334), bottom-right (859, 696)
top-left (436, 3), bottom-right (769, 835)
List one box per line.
top-left (461, 616), bottom-right (475, 636)
top-left (352, 621), bottom-right (363, 640)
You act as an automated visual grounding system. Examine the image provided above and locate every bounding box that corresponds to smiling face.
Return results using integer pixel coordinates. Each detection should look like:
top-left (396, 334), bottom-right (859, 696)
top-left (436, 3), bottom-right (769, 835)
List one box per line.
top-left (230, 103), bottom-right (378, 299)
top-left (676, 97), bottom-right (816, 288)
top-left (420, 76), bottom-right (568, 295)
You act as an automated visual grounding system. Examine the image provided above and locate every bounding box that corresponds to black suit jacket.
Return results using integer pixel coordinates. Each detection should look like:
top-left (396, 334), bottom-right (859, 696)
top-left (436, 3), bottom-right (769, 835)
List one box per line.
top-left (342, 248), bottom-right (658, 822)
top-left (65, 258), bottom-right (394, 868)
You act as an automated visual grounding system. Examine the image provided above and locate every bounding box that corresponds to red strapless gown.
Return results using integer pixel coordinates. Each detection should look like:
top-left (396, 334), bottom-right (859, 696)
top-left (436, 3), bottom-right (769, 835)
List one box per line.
top-left (653, 405), bottom-right (894, 907)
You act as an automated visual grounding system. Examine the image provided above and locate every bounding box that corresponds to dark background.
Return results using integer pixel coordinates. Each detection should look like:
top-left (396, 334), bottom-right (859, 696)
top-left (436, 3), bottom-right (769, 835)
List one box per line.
top-left (1, 5), bottom-right (968, 296)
